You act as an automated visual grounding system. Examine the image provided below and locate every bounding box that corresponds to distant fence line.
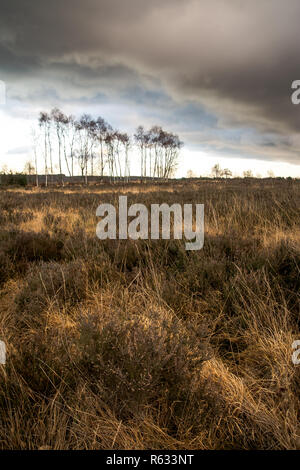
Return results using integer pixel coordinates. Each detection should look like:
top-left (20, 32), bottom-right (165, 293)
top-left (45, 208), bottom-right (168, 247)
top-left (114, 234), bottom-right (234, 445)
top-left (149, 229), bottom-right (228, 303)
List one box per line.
top-left (0, 174), bottom-right (181, 186)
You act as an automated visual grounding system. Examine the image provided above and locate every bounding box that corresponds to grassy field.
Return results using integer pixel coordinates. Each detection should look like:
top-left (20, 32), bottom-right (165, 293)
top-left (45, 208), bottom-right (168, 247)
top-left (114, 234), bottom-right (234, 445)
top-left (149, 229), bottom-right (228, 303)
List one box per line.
top-left (0, 178), bottom-right (299, 450)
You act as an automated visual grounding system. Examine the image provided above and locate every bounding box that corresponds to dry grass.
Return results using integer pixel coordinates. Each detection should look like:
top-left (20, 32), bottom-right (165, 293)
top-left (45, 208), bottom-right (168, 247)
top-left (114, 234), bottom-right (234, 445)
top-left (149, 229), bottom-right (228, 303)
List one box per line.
top-left (0, 178), bottom-right (299, 449)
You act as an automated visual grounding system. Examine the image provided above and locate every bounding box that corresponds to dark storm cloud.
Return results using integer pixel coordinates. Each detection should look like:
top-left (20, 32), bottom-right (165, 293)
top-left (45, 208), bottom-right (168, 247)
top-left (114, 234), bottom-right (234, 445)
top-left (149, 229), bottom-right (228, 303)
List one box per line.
top-left (1, 0), bottom-right (300, 164)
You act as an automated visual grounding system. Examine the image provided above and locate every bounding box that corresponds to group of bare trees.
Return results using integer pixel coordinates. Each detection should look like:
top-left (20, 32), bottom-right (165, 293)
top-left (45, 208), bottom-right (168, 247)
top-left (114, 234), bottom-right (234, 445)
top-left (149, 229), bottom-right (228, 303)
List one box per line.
top-left (210, 164), bottom-right (261, 178)
top-left (32, 108), bottom-right (182, 186)
top-left (134, 125), bottom-right (183, 179)
top-left (210, 164), bottom-right (233, 178)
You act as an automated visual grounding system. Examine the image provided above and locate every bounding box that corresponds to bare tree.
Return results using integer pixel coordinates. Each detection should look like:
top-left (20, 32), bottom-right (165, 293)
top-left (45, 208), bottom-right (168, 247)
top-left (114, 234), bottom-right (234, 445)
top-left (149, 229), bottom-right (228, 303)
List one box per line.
top-left (93, 117), bottom-right (111, 178)
top-left (76, 114), bottom-right (94, 184)
top-left (186, 169), bottom-right (196, 178)
top-left (149, 126), bottom-right (162, 178)
top-left (120, 132), bottom-right (130, 182)
top-left (51, 107), bottom-right (66, 185)
top-left (31, 127), bottom-right (40, 187)
top-left (162, 132), bottom-right (182, 180)
top-left (134, 126), bottom-right (146, 181)
top-left (65, 115), bottom-right (77, 177)
top-left (23, 160), bottom-right (35, 175)
top-left (211, 163), bottom-right (223, 178)
top-left (60, 114), bottom-right (73, 177)
top-left (105, 130), bottom-right (117, 183)
top-left (223, 168), bottom-right (232, 179)
top-left (39, 112), bottom-right (51, 187)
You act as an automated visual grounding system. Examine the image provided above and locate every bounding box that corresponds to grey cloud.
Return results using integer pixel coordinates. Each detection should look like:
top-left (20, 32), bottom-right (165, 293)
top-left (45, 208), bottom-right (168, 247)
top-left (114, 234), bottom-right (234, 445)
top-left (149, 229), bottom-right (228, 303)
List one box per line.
top-left (1, 0), bottom-right (300, 165)
top-left (7, 146), bottom-right (30, 155)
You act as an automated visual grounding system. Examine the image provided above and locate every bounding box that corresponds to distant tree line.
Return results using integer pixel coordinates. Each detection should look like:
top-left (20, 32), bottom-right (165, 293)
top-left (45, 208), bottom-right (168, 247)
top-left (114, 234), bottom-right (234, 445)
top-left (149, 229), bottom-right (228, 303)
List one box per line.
top-left (210, 164), bottom-right (266, 179)
top-left (186, 165), bottom-right (277, 179)
top-left (32, 108), bottom-right (183, 186)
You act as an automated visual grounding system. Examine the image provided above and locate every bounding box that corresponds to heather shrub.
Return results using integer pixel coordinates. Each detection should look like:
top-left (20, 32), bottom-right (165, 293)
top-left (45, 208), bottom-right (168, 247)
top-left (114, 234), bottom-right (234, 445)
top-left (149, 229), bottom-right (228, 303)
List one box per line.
top-left (77, 308), bottom-right (211, 417)
top-left (15, 260), bottom-right (88, 317)
top-left (0, 252), bottom-right (15, 285)
top-left (4, 230), bottom-right (64, 262)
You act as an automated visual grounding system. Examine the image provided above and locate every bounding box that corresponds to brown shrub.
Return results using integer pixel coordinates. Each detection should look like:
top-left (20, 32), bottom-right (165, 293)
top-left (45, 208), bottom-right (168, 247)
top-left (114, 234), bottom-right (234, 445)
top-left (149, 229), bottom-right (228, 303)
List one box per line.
top-left (76, 308), bottom-right (210, 418)
top-left (3, 230), bottom-right (64, 262)
top-left (15, 260), bottom-right (88, 317)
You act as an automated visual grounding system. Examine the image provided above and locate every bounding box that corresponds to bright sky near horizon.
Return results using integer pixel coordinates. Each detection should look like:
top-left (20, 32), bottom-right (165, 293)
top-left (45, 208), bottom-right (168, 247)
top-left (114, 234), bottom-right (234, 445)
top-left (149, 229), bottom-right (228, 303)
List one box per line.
top-left (1, 109), bottom-right (300, 178)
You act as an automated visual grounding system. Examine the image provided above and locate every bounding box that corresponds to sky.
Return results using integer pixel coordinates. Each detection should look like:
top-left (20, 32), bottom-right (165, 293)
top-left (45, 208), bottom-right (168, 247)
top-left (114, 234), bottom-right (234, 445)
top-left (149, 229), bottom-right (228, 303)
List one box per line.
top-left (1, 0), bottom-right (300, 177)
